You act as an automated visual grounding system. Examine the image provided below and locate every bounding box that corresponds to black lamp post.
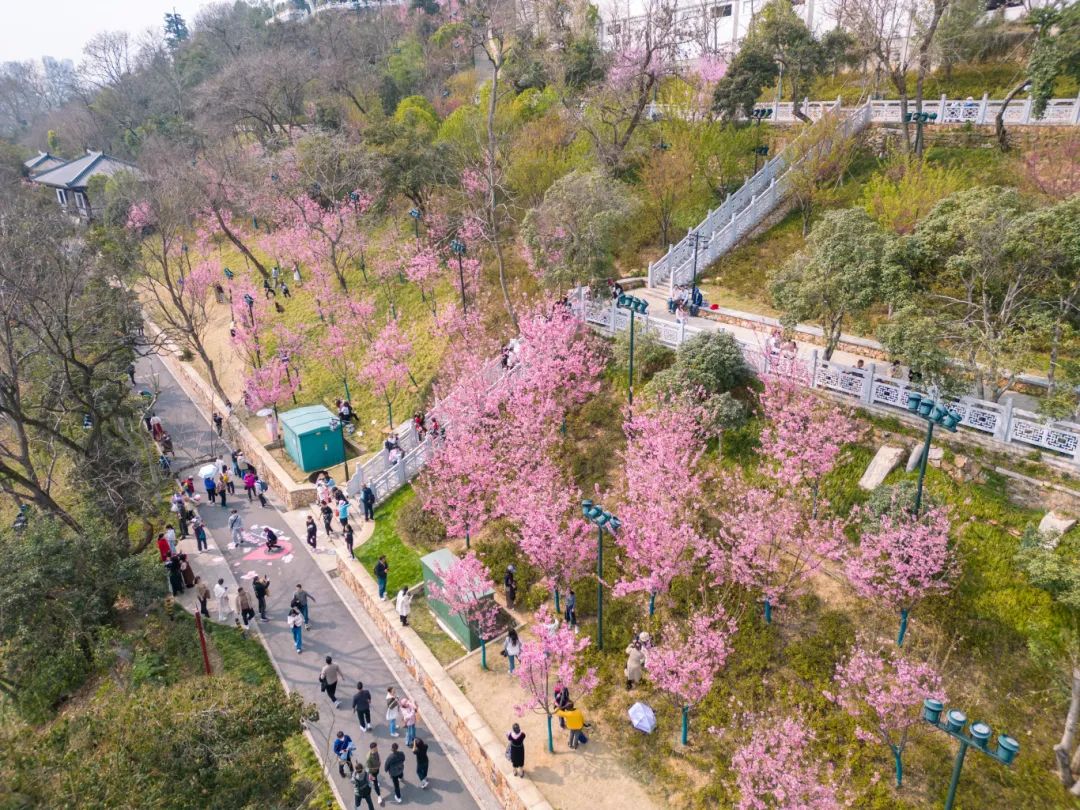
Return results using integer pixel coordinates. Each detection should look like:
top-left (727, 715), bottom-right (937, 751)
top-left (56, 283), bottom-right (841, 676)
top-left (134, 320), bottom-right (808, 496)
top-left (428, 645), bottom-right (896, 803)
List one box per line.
top-left (922, 700), bottom-right (1019, 810)
top-left (615, 294), bottom-right (648, 406)
top-left (408, 208), bottom-right (422, 241)
top-left (581, 499), bottom-right (620, 651)
top-left (450, 238), bottom-right (468, 315)
top-left (904, 392), bottom-right (961, 517)
top-left (904, 110), bottom-right (938, 156)
top-left (753, 145), bottom-right (770, 173)
top-left (242, 293), bottom-right (255, 327)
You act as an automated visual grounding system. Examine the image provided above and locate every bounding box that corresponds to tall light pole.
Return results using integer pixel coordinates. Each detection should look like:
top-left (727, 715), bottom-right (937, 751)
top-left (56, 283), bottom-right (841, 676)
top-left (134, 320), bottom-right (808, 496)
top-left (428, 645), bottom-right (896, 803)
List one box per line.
top-left (905, 110), bottom-right (938, 157)
top-left (450, 238), bottom-right (468, 315)
top-left (616, 294), bottom-right (648, 406)
top-left (922, 700), bottom-right (1019, 810)
top-left (582, 499), bottom-right (620, 651)
top-left (687, 232), bottom-right (708, 311)
top-left (905, 392), bottom-right (960, 517)
top-left (408, 207), bottom-right (422, 242)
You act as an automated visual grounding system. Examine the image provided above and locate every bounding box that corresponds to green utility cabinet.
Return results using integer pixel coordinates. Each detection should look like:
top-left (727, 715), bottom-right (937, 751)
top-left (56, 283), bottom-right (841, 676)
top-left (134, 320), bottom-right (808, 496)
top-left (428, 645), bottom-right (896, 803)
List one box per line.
top-left (279, 405), bottom-right (344, 473)
top-left (421, 548), bottom-right (494, 651)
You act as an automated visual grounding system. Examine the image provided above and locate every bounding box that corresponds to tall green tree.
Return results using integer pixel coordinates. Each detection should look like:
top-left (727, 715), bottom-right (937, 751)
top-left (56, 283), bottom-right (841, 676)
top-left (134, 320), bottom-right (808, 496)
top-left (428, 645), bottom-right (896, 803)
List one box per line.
top-left (771, 208), bottom-right (895, 360)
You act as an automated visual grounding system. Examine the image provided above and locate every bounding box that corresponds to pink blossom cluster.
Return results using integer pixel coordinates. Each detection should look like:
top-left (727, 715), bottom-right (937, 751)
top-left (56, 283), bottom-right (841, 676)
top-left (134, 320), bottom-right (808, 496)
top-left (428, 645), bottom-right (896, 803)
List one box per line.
top-left (514, 604), bottom-right (598, 717)
top-left (646, 605), bottom-right (737, 706)
top-left (428, 551), bottom-right (501, 640)
top-left (731, 714), bottom-right (848, 810)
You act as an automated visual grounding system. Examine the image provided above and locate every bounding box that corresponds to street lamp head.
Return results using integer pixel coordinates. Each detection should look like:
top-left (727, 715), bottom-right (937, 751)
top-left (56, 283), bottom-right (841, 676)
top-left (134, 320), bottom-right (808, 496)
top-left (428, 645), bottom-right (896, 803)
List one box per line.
top-left (995, 734), bottom-right (1019, 765)
top-left (242, 293), bottom-right (254, 307)
top-left (918, 400), bottom-right (934, 418)
top-left (969, 722), bottom-right (992, 749)
top-left (923, 698), bottom-right (944, 725)
top-left (906, 392), bottom-right (923, 412)
top-left (450, 238), bottom-right (466, 256)
top-left (608, 515), bottom-right (622, 532)
top-left (581, 499), bottom-right (594, 517)
top-left (945, 709), bottom-right (967, 734)
top-left (409, 208), bottom-right (421, 220)
top-left (940, 410), bottom-right (961, 432)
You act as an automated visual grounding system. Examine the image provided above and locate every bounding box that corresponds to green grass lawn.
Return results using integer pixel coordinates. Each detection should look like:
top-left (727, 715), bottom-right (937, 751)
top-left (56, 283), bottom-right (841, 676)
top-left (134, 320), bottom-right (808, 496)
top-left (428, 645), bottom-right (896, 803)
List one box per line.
top-left (408, 592), bottom-right (468, 665)
top-left (355, 486), bottom-right (424, 592)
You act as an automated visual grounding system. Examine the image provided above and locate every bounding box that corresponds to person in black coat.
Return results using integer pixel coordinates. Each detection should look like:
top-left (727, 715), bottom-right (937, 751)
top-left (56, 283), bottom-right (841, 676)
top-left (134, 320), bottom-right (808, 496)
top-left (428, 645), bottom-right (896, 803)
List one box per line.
top-left (385, 743), bottom-right (407, 803)
top-left (413, 737), bottom-right (430, 789)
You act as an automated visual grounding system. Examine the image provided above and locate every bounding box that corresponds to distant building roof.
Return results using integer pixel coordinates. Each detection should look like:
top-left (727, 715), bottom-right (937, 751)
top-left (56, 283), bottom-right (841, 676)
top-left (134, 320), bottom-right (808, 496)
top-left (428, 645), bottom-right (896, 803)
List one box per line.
top-left (24, 151), bottom-right (66, 175)
top-left (278, 405), bottom-right (337, 436)
top-left (30, 150), bottom-right (138, 190)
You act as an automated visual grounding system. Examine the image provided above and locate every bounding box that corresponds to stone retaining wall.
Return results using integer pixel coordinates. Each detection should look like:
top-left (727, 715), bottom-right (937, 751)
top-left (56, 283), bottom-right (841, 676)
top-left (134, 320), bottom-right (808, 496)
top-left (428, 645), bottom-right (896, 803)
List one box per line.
top-left (334, 553), bottom-right (552, 810)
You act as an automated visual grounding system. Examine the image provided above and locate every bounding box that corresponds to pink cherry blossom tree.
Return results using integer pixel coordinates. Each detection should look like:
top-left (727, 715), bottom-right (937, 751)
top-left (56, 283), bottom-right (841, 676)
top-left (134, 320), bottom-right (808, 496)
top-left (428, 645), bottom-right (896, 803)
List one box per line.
top-left (428, 551), bottom-right (501, 669)
top-left (614, 406), bottom-right (705, 614)
top-left (731, 714), bottom-right (847, 810)
top-left (242, 356), bottom-right (299, 416)
top-left (711, 479), bottom-right (846, 624)
top-left (404, 246), bottom-right (444, 316)
top-left (322, 291), bottom-right (375, 402)
top-left (504, 458), bottom-right (596, 611)
top-left (229, 278), bottom-right (270, 372)
top-left (360, 319), bottom-right (413, 430)
top-left (845, 505), bottom-right (956, 646)
top-left (758, 377), bottom-right (861, 511)
top-left (645, 605), bottom-right (737, 745)
top-left (515, 604), bottom-right (598, 753)
top-left (825, 642), bottom-right (946, 788)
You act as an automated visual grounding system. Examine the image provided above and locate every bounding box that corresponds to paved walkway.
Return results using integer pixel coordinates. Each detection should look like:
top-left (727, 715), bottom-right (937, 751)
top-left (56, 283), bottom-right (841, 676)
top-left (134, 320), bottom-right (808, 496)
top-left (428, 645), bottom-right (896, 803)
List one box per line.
top-left (139, 352), bottom-right (498, 810)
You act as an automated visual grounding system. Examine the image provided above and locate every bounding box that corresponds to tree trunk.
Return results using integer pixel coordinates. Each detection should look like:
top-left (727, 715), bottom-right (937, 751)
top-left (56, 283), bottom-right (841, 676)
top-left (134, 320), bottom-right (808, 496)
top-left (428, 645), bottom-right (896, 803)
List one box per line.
top-left (1049, 316), bottom-right (1063, 393)
top-left (996, 80), bottom-right (1028, 152)
top-left (1057, 667), bottom-right (1080, 789)
top-left (483, 38), bottom-right (518, 330)
top-left (212, 205), bottom-right (269, 280)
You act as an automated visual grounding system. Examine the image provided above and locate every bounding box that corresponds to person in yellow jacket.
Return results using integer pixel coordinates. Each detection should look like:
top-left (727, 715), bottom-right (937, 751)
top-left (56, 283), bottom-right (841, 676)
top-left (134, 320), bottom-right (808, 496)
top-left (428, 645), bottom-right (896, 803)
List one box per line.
top-left (554, 702), bottom-right (586, 749)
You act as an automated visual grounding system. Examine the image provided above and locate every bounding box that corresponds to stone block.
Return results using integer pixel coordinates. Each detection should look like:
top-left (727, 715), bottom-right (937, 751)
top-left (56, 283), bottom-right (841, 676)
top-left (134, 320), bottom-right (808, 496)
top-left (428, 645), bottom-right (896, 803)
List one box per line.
top-left (859, 445), bottom-right (906, 491)
top-left (1040, 510), bottom-right (1077, 538)
top-left (927, 447), bottom-right (944, 468)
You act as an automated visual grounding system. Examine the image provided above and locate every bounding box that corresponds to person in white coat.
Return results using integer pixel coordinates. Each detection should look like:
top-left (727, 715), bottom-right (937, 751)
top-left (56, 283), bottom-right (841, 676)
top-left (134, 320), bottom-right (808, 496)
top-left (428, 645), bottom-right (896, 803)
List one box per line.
top-left (395, 587), bottom-right (412, 627)
top-left (213, 578), bottom-right (230, 621)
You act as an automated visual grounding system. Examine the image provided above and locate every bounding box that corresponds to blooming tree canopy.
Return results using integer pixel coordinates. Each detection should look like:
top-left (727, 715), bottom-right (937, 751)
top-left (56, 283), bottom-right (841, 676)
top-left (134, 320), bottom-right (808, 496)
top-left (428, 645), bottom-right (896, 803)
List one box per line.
top-left (732, 714), bottom-right (847, 810)
top-left (712, 479), bottom-right (846, 623)
top-left (428, 551), bottom-right (501, 642)
top-left (845, 504), bottom-right (956, 645)
top-left (515, 604), bottom-right (598, 752)
top-left (825, 642), bottom-right (946, 787)
top-left (242, 356), bottom-right (299, 414)
top-left (614, 406), bottom-right (705, 606)
top-left (360, 319), bottom-right (413, 429)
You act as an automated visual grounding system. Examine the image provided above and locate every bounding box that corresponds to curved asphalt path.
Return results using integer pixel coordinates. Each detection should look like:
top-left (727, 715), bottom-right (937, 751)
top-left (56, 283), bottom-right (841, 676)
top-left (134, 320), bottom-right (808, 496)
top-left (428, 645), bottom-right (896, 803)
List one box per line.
top-left (138, 351), bottom-right (497, 810)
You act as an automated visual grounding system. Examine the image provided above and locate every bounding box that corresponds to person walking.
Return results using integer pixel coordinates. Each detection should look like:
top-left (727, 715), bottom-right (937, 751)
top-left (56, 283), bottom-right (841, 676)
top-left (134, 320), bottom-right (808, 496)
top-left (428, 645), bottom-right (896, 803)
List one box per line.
top-left (255, 476), bottom-right (269, 507)
top-left (338, 498), bottom-right (351, 532)
top-left (222, 468), bottom-right (235, 495)
top-left (352, 768), bottom-right (376, 810)
top-left (504, 565), bottom-right (517, 607)
top-left (237, 587), bottom-right (255, 628)
top-left (384, 742), bottom-right (406, 804)
top-left (385, 687), bottom-right (401, 737)
top-left (361, 484), bottom-right (375, 521)
top-left (243, 470), bottom-right (257, 500)
top-left (364, 742), bottom-right (385, 807)
top-left (292, 584), bottom-right (314, 629)
top-left (178, 553), bottom-right (196, 589)
top-left (306, 516), bottom-right (318, 550)
top-left (194, 577), bottom-right (210, 617)
top-left (212, 411), bottom-right (223, 437)
top-left (214, 578), bottom-right (230, 621)
top-left (228, 509), bottom-right (243, 546)
top-left (166, 555), bottom-right (185, 596)
top-left (565, 588), bottom-right (578, 628)
top-left (253, 575), bottom-right (270, 621)
top-left (321, 655), bottom-right (342, 708)
top-left (287, 607), bottom-right (304, 653)
top-left (507, 723), bottom-right (526, 777)
top-left (352, 681), bottom-right (373, 732)
top-left (156, 533), bottom-right (171, 562)
top-left (555, 701), bottom-right (586, 749)
top-left (321, 502), bottom-right (334, 537)
top-left (164, 525), bottom-right (178, 555)
top-left (625, 639), bottom-right (646, 690)
top-left (503, 628), bottom-right (521, 674)
top-left (334, 730), bottom-right (357, 777)
top-left (395, 587), bottom-right (411, 627)
top-left (413, 737), bottom-right (430, 789)
top-left (374, 555), bottom-right (389, 600)
top-left (217, 474), bottom-right (228, 508)
top-left (401, 698), bottom-right (418, 747)
top-left (127, 361), bottom-right (136, 386)
top-left (194, 519), bottom-right (209, 552)
top-left (344, 523), bottom-right (355, 557)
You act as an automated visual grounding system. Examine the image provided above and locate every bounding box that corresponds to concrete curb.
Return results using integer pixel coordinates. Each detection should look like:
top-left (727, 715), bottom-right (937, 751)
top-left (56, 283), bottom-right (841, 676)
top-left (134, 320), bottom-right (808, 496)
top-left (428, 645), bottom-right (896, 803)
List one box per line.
top-left (333, 550), bottom-right (553, 810)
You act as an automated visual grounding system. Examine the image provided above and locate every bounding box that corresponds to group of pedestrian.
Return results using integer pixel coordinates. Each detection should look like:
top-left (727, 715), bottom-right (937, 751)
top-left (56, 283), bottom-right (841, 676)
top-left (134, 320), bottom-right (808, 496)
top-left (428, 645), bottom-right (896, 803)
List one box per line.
top-left (205, 454), bottom-right (269, 510)
top-left (331, 674), bottom-right (431, 806)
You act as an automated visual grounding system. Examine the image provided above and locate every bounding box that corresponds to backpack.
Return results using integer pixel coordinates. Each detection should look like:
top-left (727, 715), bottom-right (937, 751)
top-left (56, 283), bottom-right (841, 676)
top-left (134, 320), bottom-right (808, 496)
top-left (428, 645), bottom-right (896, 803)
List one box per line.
top-left (352, 770), bottom-right (371, 797)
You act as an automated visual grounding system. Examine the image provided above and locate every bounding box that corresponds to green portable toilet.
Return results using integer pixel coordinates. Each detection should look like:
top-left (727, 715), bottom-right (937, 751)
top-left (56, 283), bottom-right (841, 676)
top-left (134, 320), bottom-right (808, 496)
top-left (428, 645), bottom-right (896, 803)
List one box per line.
top-left (279, 405), bottom-right (345, 473)
top-left (422, 548), bottom-right (494, 651)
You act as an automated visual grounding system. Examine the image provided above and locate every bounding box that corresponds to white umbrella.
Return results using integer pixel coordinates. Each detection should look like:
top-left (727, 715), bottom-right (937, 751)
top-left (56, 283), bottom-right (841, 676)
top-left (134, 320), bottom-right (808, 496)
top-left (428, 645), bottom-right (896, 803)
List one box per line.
top-left (256, 408), bottom-right (274, 417)
top-left (628, 702), bottom-right (656, 734)
top-left (198, 463), bottom-right (218, 478)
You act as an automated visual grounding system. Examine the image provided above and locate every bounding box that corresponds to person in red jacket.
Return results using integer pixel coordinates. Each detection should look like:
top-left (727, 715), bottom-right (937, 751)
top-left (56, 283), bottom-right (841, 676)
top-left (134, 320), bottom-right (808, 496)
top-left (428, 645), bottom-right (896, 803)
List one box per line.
top-left (156, 533), bottom-right (171, 562)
